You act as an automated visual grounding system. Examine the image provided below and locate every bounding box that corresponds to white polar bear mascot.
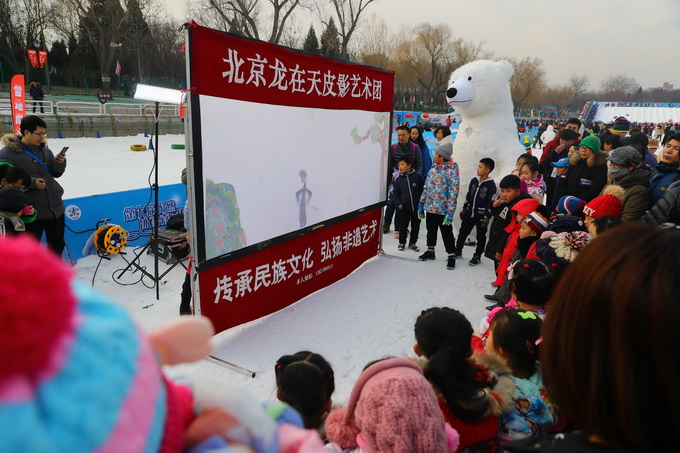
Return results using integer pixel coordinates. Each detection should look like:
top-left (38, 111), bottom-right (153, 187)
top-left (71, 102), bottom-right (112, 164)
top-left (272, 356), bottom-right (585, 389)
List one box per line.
top-left (446, 60), bottom-right (525, 186)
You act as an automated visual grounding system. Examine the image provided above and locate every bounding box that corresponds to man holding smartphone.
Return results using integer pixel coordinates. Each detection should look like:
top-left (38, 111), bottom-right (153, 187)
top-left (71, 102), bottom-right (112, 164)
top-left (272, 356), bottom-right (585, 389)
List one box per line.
top-left (0, 115), bottom-right (67, 255)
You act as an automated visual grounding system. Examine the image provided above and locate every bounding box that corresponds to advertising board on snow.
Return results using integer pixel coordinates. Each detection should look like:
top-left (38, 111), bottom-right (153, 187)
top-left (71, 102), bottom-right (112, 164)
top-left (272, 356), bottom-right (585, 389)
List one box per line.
top-left (63, 184), bottom-right (186, 262)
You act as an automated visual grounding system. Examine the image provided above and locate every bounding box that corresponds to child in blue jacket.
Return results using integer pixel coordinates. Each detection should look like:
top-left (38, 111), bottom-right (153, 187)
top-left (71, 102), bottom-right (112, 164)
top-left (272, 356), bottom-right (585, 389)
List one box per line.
top-left (393, 155), bottom-right (425, 251)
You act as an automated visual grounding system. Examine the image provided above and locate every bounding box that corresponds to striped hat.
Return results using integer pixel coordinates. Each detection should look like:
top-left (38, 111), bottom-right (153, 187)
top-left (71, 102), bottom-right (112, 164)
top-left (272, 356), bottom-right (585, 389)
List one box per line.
top-left (611, 116), bottom-right (631, 134)
top-left (556, 195), bottom-right (585, 216)
top-left (523, 211), bottom-right (549, 235)
top-left (0, 235), bottom-right (179, 452)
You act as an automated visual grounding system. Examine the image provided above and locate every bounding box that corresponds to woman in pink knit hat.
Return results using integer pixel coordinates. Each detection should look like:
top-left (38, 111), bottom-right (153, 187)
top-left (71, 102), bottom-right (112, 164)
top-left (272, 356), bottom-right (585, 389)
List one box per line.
top-left (324, 357), bottom-right (459, 453)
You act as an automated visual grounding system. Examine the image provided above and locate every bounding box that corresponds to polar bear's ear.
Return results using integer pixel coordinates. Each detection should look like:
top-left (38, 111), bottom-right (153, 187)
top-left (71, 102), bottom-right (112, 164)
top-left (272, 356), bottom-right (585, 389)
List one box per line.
top-left (496, 60), bottom-right (514, 80)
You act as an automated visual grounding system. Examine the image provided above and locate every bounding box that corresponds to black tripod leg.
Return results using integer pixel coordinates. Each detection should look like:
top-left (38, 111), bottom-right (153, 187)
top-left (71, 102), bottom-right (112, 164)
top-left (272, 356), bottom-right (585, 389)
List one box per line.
top-left (115, 241), bottom-right (154, 279)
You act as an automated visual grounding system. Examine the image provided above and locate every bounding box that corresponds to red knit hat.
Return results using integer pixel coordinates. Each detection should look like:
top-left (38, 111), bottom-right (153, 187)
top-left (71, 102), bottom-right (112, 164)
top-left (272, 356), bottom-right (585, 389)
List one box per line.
top-left (583, 186), bottom-right (624, 219)
top-left (512, 198), bottom-right (541, 216)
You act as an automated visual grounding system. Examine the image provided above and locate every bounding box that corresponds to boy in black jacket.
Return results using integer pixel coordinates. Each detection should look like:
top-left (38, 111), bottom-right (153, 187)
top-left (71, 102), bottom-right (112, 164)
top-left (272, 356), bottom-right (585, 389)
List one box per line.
top-left (0, 166), bottom-right (35, 232)
top-left (454, 158), bottom-right (496, 266)
top-left (392, 155), bottom-right (425, 251)
top-left (484, 174), bottom-right (532, 268)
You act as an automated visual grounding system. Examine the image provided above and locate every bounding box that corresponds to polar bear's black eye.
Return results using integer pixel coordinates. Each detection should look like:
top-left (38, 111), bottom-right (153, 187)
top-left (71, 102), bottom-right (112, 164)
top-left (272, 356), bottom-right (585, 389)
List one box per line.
top-left (468, 76), bottom-right (472, 81)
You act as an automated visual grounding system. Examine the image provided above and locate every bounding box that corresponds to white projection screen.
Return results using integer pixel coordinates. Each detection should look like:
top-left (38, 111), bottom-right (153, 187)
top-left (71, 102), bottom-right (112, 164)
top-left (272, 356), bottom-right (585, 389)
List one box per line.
top-left (188, 25), bottom-right (394, 268)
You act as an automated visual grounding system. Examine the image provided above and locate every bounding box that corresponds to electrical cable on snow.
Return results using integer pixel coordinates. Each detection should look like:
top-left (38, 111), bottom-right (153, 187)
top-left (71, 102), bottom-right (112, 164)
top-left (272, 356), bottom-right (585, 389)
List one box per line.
top-left (91, 254), bottom-right (105, 287)
top-left (111, 243), bottom-right (156, 289)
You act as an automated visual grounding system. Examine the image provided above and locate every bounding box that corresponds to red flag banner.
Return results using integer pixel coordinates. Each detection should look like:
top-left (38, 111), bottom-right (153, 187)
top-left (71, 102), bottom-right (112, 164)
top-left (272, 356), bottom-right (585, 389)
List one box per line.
top-left (10, 74), bottom-right (26, 134)
top-left (38, 50), bottom-right (48, 68)
top-left (26, 49), bottom-right (39, 68)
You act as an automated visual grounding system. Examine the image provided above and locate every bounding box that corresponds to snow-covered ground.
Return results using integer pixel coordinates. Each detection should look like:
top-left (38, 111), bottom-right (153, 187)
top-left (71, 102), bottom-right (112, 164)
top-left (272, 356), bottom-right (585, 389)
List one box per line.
top-left (53, 133), bottom-right (493, 407)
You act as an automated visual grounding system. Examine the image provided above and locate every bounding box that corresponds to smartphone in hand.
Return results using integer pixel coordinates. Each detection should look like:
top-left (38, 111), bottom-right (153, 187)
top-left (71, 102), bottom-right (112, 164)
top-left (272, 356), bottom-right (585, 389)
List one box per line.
top-left (57, 147), bottom-right (69, 158)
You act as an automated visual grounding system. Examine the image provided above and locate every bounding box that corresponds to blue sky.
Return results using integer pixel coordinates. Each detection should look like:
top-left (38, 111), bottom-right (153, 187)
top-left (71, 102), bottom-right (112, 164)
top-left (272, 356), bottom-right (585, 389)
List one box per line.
top-left (166, 0), bottom-right (680, 90)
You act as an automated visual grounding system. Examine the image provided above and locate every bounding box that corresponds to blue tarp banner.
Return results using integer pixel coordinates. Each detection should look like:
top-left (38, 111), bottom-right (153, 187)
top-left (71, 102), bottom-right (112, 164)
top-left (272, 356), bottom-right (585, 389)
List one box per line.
top-left (63, 184), bottom-right (187, 262)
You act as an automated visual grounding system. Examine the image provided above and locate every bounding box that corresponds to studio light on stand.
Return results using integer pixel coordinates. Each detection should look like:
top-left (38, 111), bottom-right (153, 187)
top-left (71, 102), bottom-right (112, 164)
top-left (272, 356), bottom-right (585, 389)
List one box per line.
top-left (115, 84), bottom-right (185, 300)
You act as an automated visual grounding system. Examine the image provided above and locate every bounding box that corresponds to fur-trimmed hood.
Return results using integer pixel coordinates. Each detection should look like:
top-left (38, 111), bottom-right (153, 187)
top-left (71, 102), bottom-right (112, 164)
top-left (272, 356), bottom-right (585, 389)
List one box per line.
top-left (413, 351), bottom-right (516, 419)
top-left (1, 133), bottom-right (22, 152)
top-left (473, 350), bottom-right (516, 416)
top-left (569, 149), bottom-right (608, 167)
top-left (0, 133), bottom-right (48, 153)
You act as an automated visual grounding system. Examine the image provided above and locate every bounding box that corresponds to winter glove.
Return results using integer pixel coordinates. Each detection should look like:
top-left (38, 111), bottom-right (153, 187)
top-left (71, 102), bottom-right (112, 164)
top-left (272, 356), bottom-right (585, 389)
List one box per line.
top-left (480, 216), bottom-right (490, 228)
top-left (459, 208), bottom-right (467, 220)
top-left (417, 204), bottom-right (425, 220)
top-left (443, 212), bottom-right (453, 226)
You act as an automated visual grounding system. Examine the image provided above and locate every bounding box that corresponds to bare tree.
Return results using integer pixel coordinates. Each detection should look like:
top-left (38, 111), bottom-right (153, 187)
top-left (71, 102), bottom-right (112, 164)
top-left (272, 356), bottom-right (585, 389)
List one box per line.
top-left (63, 0), bottom-right (150, 92)
top-left (146, 19), bottom-right (185, 81)
top-left (393, 23), bottom-right (488, 110)
top-left (0, 0), bottom-right (26, 73)
top-left (568, 74), bottom-right (588, 96)
top-left (355, 14), bottom-right (393, 69)
top-left (567, 73), bottom-right (589, 109)
top-left (0, 0), bottom-right (55, 74)
top-left (121, 0), bottom-right (152, 80)
top-left (508, 56), bottom-right (546, 110)
top-left (539, 84), bottom-right (574, 110)
top-left (194, 0), bottom-right (304, 44)
top-left (600, 73), bottom-right (637, 93)
top-left (312, 0), bottom-right (379, 60)
top-left (278, 14), bottom-right (303, 48)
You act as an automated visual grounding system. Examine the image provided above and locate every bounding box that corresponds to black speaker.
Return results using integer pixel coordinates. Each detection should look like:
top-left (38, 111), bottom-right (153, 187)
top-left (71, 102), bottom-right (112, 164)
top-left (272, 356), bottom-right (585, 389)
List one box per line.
top-left (146, 228), bottom-right (189, 264)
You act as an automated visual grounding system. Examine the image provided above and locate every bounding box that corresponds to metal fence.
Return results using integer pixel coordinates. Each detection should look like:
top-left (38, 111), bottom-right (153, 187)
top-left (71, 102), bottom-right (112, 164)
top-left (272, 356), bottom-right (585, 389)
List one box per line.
top-left (0, 99), bottom-right (180, 117)
top-left (0, 60), bottom-right (185, 96)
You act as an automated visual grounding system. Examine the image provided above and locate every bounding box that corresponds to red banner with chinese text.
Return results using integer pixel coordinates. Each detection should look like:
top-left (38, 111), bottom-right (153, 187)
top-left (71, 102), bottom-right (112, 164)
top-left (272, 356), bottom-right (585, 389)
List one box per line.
top-left (38, 50), bottom-right (48, 68)
top-left (189, 24), bottom-right (393, 112)
top-left (197, 208), bottom-right (381, 333)
top-left (10, 75), bottom-right (25, 134)
top-left (26, 49), bottom-right (39, 68)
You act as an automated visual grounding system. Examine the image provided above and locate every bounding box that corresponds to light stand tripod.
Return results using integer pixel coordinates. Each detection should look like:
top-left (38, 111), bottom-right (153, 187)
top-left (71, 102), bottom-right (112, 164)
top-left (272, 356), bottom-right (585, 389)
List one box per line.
top-left (114, 101), bottom-right (176, 300)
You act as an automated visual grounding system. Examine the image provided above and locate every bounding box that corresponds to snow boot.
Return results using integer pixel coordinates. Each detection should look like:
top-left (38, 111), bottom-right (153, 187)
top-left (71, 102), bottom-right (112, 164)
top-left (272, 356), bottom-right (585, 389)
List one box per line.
top-left (418, 250), bottom-right (436, 261)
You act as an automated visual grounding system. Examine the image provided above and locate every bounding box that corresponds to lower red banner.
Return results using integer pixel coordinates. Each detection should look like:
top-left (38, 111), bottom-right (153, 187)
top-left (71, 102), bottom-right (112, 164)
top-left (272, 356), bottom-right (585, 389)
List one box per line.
top-left (197, 208), bottom-right (381, 334)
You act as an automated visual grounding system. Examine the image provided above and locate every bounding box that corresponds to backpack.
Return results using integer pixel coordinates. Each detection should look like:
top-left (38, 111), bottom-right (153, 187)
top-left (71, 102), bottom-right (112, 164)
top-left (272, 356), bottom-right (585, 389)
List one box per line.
top-left (391, 142), bottom-right (418, 165)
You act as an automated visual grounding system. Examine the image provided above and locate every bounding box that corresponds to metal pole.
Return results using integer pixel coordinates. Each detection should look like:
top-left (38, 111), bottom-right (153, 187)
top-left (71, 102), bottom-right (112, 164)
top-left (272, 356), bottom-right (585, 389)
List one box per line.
top-left (206, 355), bottom-right (256, 378)
top-left (154, 101), bottom-right (160, 300)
